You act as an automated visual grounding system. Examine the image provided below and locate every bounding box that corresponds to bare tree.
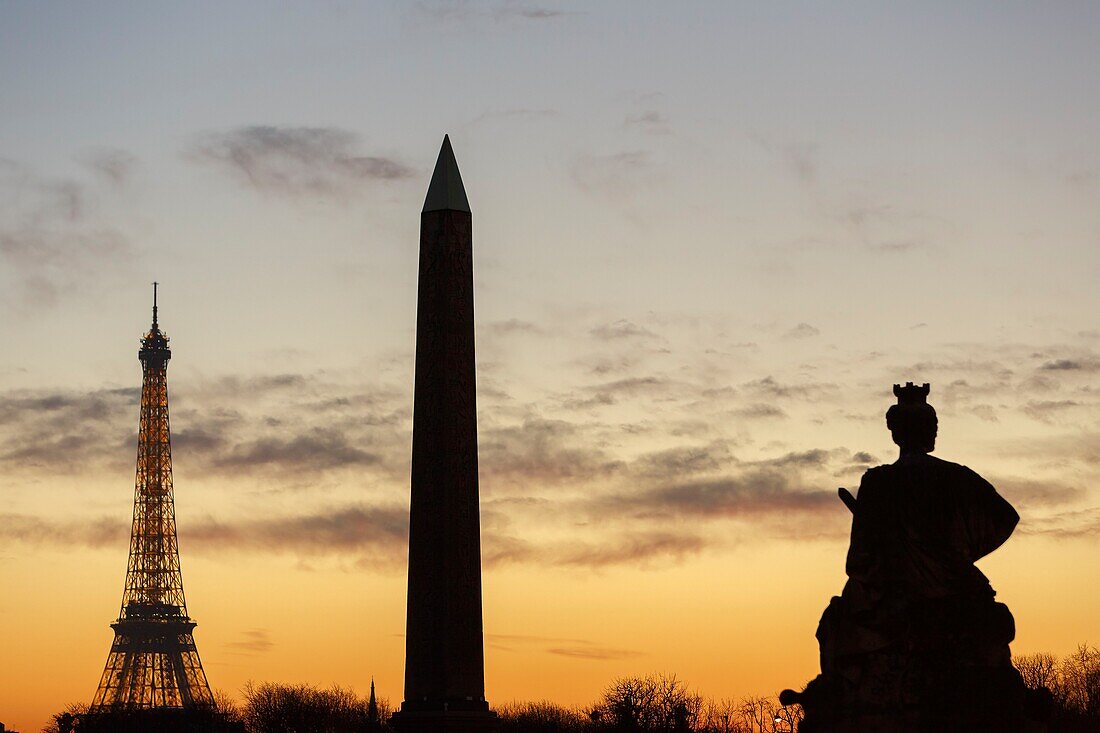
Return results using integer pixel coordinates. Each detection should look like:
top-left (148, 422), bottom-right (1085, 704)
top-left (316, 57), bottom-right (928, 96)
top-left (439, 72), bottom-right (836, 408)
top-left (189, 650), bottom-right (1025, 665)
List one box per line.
top-left (1015, 652), bottom-right (1060, 692)
top-left (40, 703), bottom-right (87, 733)
top-left (212, 688), bottom-right (244, 724)
top-left (697, 699), bottom-right (748, 733)
top-left (497, 700), bottom-right (591, 733)
top-left (737, 696), bottom-right (773, 733)
top-left (1059, 644), bottom-right (1100, 717)
top-left (241, 681), bottom-right (388, 733)
top-left (593, 674), bottom-right (702, 733)
top-left (733, 696), bottom-right (800, 733)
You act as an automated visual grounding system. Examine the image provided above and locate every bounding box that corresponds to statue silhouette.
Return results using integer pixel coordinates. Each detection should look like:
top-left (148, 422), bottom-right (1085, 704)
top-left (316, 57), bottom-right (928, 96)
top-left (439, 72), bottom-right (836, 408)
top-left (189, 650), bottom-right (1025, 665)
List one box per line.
top-left (781, 383), bottom-right (1050, 732)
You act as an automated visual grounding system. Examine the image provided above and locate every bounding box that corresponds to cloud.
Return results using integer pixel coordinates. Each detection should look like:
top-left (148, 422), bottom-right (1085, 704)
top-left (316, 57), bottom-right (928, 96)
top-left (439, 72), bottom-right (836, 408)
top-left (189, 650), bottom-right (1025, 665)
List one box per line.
top-left (486, 318), bottom-right (547, 336)
top-left (0, 160), bottom-right (136, 308)
top-left (624, 110), bottom-right (670, 135)
top-left (781, 142), bottom-right (818, 183)
top-left (993, 477), bottom-right (1084, 508)
top-left (0, 387), bottom-right (138, 471)
top-left (0, 375), bottom-right (410, 480)
top-left (483, 530), bottom-right (708, 569)
top-left (630, 442), bottom-right (733, 480)
top-left (870, 240), bottom-right (925, 254)
top-left (561, 376), bottom-right (672, 409)
top-left (1017, 507), bottom-right (1100, 540)
top-left (1040, 358), bottom-right (1100, 372)
top-left (971, 404), bottom-right (999, 422)
top-left (188, 126), bottom-right (414, 199)
top-left (78, 147), bottom-right (137, 187)
top-left (593, 451), bottom-right (839, 524)
top-left (225, 629), bottom-right (274, 655)
top-left (211, 428), bottom-right (382, 474)
top-left (742, 376), bottom-right (838, 401)
top-left (415, 2), bottom-right (571, 23)
top-left (500, 6), bottom-right (567, 20)
top-left (472, 108), bottom-right (558, 125)
top-left (731, 403), bottom-right (787, 419)
top-left (0, 505), bottom-right (409, 566)
top-left (486, 633), bottom-right (643, 660)
top-left (480, 417), bottom-right (622, 488)
top-left (749, 134), bottom-right (817, 183)
top-left (548, 531), bottom-right (707, 567)
top-left (547, 644), bottom-right (644, 661)
top-left (0, 513), bottom-right (128, 548)
top-left (206, 506), bottom-right (407, 560)
top-left (1021, 400), bottom-right (1081, 422)
top-left (783, 322), bottom-right (820, 340)
top-left (590, 319), bottom-right (659, 340)
top-left (571, 151), bottom-right (651, 198)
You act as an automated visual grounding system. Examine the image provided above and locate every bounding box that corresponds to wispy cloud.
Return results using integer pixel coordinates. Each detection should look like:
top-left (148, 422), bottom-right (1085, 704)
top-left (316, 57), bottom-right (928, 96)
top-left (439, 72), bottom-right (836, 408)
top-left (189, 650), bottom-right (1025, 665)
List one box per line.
top-left (783, 323), bottom-right (820, 340)
top-left (77, 147), bottom-right (137, 187)
top-left (0, 505), bottom-right (407, 563)
top-left (480, 417), bottom-right (623, 488)
top-left (546, 531), bottom-right (707, 568)
top-left (486, 633), bottom-right (642, 660)
top-left (570, 151), bottom-right (652, 199)
top-left (414, 2), bottom-right (573, 24)
top-left (0, 159), bottom-right (137, 309)
top-left (1040, 358), bottom-right (1100, 372)
top-left (547, 644), bottom-right (644, 661)
top-left (560, 376), bottom-right (672, 409)
top-left (0, 375), bottom-right (409, 479)
top-left (624, 110), bottom-right (670, 135)
top-left (486, 318), bottom-right (548, 337)
top-left (590, 319), bottom-right (659, 340)
top-left (742, 376), bottom-right (838, 401)
top-left (225, 629), bottom-right (275, 655)
top-left (211, 428), bottom-right (382, 474)
top-left (749, 134), bottom-right (818, 184)
top-left (0, 387), bottom-right (138, 471)
top-left (731, 403), bottom-right (787, 419)
top-left (187, 126), bottom-right (414, 199)
top-left (1022, 400), bottom-right (1082, 422)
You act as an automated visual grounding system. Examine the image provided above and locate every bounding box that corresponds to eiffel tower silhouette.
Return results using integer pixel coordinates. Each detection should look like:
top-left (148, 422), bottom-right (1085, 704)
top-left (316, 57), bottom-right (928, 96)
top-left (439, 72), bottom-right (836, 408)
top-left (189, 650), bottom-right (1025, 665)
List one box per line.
top-left (90, 284), bottom-right (215, 711)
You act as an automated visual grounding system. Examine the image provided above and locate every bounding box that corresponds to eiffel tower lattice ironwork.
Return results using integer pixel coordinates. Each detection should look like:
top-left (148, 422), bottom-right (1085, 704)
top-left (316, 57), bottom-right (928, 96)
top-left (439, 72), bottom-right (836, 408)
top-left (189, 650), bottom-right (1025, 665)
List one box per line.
top-left (90, 284), bottom-right (215, 711)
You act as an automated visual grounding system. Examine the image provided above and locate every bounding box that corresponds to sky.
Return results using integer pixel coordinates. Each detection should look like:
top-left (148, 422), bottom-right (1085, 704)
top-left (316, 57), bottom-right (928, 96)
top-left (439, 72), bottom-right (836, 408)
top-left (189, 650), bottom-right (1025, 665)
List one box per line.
top-left (2, 1), bottom-right (1099, 730)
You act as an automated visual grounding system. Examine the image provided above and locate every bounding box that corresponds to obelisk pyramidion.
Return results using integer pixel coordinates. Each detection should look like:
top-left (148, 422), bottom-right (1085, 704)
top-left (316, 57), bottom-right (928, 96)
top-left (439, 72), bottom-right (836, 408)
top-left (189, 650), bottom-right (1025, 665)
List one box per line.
top-left (392, 136), bottom-right (496, 733)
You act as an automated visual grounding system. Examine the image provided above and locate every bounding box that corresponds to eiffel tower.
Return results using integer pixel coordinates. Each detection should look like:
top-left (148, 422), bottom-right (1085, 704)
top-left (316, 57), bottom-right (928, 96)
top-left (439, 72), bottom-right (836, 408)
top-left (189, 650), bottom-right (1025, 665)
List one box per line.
top-left (90, 284), bottom-right (215, 711)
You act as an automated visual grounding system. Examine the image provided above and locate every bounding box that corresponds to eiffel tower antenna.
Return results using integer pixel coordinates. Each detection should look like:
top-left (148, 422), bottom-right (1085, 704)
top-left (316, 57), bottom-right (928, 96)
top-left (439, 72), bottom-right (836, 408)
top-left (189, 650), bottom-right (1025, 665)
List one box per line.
top-left (90, 288), bottom-right (215, 711)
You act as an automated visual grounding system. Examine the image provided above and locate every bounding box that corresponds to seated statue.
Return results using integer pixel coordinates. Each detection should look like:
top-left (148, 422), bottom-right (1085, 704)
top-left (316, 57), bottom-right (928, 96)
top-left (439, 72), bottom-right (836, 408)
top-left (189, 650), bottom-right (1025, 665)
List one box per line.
top-left (781, 383), bottom-right (1049, 732)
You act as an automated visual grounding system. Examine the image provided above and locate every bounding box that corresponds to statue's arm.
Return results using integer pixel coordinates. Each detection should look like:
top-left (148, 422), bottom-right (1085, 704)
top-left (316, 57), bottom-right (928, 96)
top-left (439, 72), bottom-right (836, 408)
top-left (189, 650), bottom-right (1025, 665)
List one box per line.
top-left (844, 471), bottom-right (882, 580)
top-left (962, 467), bottom-right (1020, 560)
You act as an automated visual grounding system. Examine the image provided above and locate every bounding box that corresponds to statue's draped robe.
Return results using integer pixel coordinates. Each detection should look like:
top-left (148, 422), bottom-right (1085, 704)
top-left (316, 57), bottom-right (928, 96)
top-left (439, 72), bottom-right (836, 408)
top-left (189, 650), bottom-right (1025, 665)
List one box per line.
top-left (847, 454), bottom-right (1018, 602)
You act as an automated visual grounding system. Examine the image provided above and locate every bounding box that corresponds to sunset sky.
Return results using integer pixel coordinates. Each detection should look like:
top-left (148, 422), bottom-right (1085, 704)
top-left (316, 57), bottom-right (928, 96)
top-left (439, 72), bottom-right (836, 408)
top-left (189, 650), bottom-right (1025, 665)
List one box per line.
top-left (2, 2), bottom-right (1099, 731)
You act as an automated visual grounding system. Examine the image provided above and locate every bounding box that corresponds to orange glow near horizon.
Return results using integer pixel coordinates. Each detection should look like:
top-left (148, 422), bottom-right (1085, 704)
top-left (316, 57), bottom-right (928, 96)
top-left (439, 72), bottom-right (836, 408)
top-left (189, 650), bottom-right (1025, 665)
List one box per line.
top-left (2, 516), bottom-right (1097, 732)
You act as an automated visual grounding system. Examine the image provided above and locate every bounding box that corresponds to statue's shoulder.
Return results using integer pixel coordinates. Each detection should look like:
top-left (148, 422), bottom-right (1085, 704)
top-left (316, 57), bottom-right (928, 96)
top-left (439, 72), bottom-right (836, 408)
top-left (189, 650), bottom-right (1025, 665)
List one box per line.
top-left (861, 464), bottom-right (892, 480)
top-left (860, 455), bottom-right (977, 490)
top-left (855, 464), bottom-right (892, 499)
top-left (926, 454), bottom-right (988, 482)
top-left (927, 454), bottom-right (966, 471)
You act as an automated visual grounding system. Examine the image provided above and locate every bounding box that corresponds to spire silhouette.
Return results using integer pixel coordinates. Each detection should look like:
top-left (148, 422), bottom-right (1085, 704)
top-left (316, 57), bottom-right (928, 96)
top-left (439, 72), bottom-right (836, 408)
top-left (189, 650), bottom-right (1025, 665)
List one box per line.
top-left (422, 135), bottom-right (470, 213)
top-left (152, 281), bottom-right (159, 330)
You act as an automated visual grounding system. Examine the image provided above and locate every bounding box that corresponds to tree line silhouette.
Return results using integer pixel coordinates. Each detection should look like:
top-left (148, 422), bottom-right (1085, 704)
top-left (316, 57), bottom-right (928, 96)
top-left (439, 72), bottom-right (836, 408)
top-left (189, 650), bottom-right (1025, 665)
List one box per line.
top-left (39, 644), bottom-right (1098, 733)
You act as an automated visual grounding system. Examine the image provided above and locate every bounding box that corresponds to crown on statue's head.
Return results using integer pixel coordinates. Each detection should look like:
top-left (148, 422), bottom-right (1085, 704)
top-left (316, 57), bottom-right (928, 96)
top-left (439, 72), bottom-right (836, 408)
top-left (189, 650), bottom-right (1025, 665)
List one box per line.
top-left (893, 382), bottom-right (930, 405)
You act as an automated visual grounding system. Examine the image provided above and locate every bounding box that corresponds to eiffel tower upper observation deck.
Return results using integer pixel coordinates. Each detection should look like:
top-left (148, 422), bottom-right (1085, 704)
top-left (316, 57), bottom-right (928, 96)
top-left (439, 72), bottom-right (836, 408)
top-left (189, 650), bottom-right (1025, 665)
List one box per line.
top-left (90, 285), bottom-right (215, 711)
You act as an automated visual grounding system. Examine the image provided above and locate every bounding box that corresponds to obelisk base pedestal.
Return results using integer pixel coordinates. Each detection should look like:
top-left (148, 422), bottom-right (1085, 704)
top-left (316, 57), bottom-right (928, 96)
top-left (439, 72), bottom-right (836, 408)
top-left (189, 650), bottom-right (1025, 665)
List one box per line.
top-left (391, 708), bottom-right (498, 733)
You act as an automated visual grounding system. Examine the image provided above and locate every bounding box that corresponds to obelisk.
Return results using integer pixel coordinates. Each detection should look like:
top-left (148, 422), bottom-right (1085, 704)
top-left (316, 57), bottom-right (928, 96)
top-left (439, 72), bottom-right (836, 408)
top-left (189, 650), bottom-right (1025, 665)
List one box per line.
top-left (392, 136), bottom-right (496, 733)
